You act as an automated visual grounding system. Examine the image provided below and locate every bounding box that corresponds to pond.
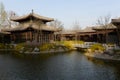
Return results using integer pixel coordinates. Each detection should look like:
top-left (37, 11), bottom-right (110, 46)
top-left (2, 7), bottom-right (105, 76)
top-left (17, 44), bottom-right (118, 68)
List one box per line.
top-left (0, 51), bottom-right (120, 80)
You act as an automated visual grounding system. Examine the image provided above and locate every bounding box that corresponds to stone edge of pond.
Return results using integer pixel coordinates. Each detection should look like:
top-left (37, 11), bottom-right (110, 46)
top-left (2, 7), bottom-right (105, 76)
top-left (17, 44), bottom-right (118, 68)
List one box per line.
top-left (0, 49), bottom-right (73, 55)
top-left (85, 52), bottom-right (120, 62)
top-left (22, 50), bottom-right (72, 54)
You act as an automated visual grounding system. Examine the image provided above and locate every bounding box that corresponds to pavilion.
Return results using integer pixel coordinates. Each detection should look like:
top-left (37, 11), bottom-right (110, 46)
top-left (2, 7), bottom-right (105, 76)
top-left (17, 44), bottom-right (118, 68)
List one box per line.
top-left (3, 11), bottom-right (56, 44)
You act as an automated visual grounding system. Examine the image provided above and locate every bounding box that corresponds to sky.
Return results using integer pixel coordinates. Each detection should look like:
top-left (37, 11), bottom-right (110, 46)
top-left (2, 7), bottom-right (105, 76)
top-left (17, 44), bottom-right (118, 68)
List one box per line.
top-left (0, 0), bottom-right (120, 29)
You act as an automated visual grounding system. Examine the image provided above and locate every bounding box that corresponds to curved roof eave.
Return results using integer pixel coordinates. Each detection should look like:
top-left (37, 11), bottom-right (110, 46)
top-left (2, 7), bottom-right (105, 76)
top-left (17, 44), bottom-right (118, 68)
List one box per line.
top-left (10, 13), bottom-right (54, 22)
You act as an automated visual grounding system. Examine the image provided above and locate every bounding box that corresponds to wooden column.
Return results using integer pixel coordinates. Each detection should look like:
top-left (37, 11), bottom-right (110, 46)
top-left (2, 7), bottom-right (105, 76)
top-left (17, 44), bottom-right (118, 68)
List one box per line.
top-left (11, 35), bottom-right (13, 41)
top-left (26, 32), bottom-right (27, 41)
top-left (13, 35), bottom-right (16, 42)
top-left (30, 31), bottom-right (32, 41)
top-left (88, 34), bottom-right (92, 42)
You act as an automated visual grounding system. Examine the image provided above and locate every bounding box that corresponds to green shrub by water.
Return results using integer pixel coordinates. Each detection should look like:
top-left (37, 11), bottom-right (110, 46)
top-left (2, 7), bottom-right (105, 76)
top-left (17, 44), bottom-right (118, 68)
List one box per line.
top-left (76, 41), bottom-right (84, 44)
top-left (56, 40), bottom-right (84, 49)
top-left (14, 41), bottom-right (83, 52)
top-left (56, 41), bottom-right (74, 49)
top-left (0, 43), bottom-right (5, 49)
top-left (39, 43), bottom-right (55, 51)
top-left (89, 43), bottom-right (105, 52)
top-left (15, 43), bottom-right (25, 51)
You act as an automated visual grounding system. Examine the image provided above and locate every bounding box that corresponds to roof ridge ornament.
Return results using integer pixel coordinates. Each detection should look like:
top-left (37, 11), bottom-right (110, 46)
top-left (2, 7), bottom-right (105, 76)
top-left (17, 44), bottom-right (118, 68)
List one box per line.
top-left (32, 9), bottom-right (34, 15)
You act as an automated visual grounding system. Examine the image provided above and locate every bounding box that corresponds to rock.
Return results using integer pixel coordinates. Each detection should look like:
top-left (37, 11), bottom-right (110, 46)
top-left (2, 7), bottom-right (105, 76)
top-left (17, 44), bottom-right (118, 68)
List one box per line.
top-left (58, 47), bottom-right (64, 51)
top-left (87, 49), bottom-right (92, 53)
top-left (49, 49), bottom-right (55, 52)
top-left (104, 50), bottom-right (114, 56)
top-left (20, 47), bottom-right (24, 51)
top-left (98, 50), bottom-right (104, 54)
top-left (33, 47), bottom-right (39, 52)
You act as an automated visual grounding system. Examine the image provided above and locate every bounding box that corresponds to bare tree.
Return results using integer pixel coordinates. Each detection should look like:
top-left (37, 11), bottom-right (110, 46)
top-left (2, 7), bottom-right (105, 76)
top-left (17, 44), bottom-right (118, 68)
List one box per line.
top-left (72, 21), bottom-right (81, 41)
top-left (6, 11), bottom-right (18, 28)
top-left (0, 2), bottom-right (18, 29)
top-left (72, 21), bottom-right (81, 32)
top-left (48, 19), bottom-right (64, 41)
top-left (0, 2), bottom-right (7, 29)
top-left (48, 19), bottom-right (64, 31)
top-left (96, 14), bottom-right (111, 43)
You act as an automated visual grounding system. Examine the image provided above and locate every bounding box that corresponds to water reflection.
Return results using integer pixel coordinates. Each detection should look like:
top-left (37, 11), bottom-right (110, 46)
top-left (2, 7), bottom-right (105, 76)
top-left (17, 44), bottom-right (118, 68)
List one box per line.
top-left (87, 56), bottom-right (120, 80)
top-left (0, 51), bottom-right (120, 80)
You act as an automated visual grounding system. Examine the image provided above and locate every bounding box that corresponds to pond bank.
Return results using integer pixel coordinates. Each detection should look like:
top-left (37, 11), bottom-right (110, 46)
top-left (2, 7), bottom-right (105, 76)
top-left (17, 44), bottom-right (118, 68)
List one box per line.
top-left (85, 52), bottom-right (120, 62)
top-left (20, 49), bottom-right (72, 54)
top-left (0, 48), bottom-right (73, 55)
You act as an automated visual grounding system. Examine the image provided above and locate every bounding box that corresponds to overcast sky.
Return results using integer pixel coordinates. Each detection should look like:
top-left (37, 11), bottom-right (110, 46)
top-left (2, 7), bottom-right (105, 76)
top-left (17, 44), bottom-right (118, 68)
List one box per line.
top-left (0, 0), bottom-right (120, 29)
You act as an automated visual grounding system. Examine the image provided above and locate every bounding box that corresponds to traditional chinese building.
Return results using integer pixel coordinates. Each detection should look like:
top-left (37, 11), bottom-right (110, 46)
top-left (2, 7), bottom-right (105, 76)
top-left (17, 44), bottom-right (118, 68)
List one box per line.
top-left (56, 30), bottom-right (76, 41)
top-left (3, 11), bottom-right (56, 44)
top-left (112, 18), bottom-right (120, 45)
top-left (0, 31), bottom-right (10, 43)
top-left (77, 27), bottom-right (97, 42)
top-left (92, 25), bottom-right (118, 43)
top-left (56, 25), bottom-right (118, 44)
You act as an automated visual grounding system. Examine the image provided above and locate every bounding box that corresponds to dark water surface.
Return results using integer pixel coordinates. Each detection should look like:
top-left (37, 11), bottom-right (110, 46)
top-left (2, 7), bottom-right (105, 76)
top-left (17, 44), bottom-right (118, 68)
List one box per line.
top-left (0, 51), bottom-right (120, 80)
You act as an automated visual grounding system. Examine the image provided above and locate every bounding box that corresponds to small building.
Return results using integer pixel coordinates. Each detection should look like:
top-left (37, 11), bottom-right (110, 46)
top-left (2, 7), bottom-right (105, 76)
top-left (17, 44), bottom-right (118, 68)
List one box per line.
top-left (56, 26), bottom-right (118, 44)
top-left (92, 24), bottom-right (118, 44)
top-left (56, 30), bottom-right (76, 41)
top-left (0, 31), bottom-right (10, 43)
top-left (3, 11), bottom-right (56, 44)
top-left (77, 27), bottom-right (97, 42)
top-left (112, 18), bottom-right (120, 45)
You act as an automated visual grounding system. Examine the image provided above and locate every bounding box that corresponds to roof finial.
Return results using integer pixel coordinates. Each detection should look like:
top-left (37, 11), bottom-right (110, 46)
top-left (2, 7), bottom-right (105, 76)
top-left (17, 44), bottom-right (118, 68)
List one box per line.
top-left (32, 9), bottom-right (34, 14)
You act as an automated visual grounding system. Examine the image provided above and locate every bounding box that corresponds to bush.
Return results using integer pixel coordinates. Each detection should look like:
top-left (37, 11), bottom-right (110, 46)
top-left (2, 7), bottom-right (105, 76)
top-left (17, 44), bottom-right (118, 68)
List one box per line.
top-left (89, 43), bottom-right (105, 52)
top-left (56, 40), bottom-right (85, 50)
top-left (15, 43), bottom-right (25, 51)
top-left (39, 43), bottom-right (55, 51)
top-left (0, 43), bottom-right (5, 49)
top-left (63, 41), bottom-right (74, 49)
top-left (113, 49), bottom-right (120, 55)
top-left (5, 44), bottom-right (14, 49)
top-left (56, 41), bottom-right (74, 49)
top-left (76, 41), bottom-right (85, 44)
top-left (15, 43), bottom-right (37, 52)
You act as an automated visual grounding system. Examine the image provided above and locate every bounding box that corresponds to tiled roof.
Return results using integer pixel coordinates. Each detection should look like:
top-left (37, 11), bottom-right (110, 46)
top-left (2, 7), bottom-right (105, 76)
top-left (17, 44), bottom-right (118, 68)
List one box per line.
top-left (11, 13), bottom-right (54, 22)
top-left (112, 19), bottom-right (120, 23)
top-left (93, 24), bottom-right (117, 30)
top-left (3, 24), bottom-right (56, 32)
top-left (0, 31), bottom-right (10, 34)
top-left (77, 27), bottom-right (96, 33)
top-left (55, 30), bottom-right (76, 34)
